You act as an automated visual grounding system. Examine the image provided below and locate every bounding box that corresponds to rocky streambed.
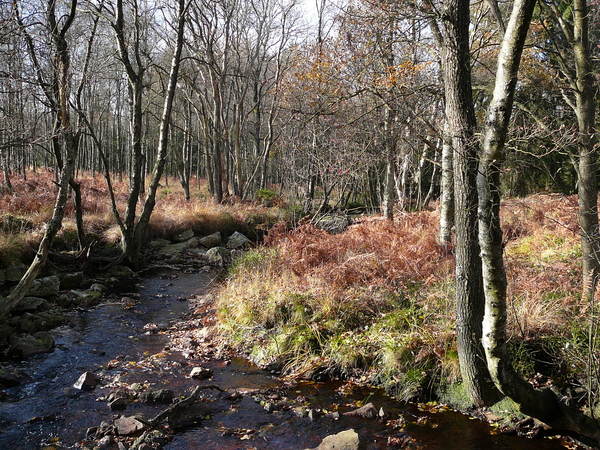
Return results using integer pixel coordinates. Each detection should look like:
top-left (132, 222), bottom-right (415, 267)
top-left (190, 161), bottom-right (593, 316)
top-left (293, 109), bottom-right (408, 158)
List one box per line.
top-left (0, 264), bottom-right (585, 450)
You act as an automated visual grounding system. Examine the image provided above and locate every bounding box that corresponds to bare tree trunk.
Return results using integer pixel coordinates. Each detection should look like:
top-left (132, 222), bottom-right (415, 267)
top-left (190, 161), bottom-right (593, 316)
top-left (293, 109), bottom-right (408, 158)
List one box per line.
top-left (477, 0), bottom-right (600, 442)
top-left (383, 106), bottom-right (396, 220)
top-left (132, 0), bottom-right (186, 267)
top-left (572, 0), bottom-right (600, 300)
top-left (438, 120), bottom-right (454, 245)
top-left (0, 0), bottom-right (79, 317)
top-left (438, 0), bottom-right (500, 406)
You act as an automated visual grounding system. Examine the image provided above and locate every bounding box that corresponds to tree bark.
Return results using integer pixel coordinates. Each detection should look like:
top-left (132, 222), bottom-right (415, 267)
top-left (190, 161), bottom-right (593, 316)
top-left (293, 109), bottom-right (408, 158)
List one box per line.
top-left (572, 0), bottom-right (599, 300)
top-left (0, 0), bottom-right (79, 317)
top-left (478, 0), bottom-right (600, 443)
top-left (439, 0), bottom-right (500, 406)
top-left (133, 0), bottom-right (186, 264)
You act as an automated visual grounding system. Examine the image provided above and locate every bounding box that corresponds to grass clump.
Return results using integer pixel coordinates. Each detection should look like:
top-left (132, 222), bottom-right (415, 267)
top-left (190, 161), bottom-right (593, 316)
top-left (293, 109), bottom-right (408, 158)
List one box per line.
top-left (216, 213), bottom-right (458, 400)
top-left (0, 171), bottom-right (289, 268)
top-left (215, 193), bottom-right (599, 409)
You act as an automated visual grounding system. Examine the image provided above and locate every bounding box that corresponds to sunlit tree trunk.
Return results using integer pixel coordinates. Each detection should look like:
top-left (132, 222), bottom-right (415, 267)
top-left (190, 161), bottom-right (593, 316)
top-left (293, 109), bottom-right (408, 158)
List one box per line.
top-left (0, 0), bottom-right (79, 317)
top-left (438, 0), bottom-right (500, 406)
top-left (572, 0), bottom-right (599, 300)
top-left (134, 0), bottom-right (186, 254)
top-left (478, 0), bottom-right (600, 442)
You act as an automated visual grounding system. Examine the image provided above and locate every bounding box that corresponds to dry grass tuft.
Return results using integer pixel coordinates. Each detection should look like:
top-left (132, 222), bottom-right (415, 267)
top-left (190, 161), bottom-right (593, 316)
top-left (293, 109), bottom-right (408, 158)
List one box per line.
top-left (217, 194), bottom-right (591, 401)
top-left (266, 211), bottom-right (453, 291)
top-left (0, 171), bottom-right (287, 265)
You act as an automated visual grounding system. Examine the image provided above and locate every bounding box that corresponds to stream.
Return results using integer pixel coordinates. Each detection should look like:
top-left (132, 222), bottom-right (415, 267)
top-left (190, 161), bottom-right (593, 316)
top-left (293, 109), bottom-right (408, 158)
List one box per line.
top-left (0, 267), bottom-right (584, 450)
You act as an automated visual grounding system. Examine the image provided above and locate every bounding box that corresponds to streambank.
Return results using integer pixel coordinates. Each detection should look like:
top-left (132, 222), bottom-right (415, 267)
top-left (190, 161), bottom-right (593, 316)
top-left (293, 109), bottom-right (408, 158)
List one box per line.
top-left (0, 264), bottom-right (583, 450)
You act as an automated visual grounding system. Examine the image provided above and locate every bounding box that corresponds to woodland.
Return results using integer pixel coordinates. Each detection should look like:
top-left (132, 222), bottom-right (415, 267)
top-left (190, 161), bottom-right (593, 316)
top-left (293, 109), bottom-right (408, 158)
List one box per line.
top-left (1, 0), bottom-right (600, 447)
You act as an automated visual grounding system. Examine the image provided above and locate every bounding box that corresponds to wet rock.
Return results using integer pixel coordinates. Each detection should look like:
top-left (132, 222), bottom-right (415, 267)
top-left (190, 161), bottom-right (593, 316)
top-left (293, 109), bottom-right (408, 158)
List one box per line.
top-left (190, 366), bottom-right (213, 379)
top-left (199, 232), bottom-right (222, 249)
top-left (114, 416), bottom-right (146, 436)
top-left (206, 246), bottom-right (230, 265)
top-left (108, 389), bottom-right (131, 410)
top-left (8, 314), bottom-right (32, 333)
top-left (176, 230), bottom-right (195, 242)
top-left (8, 331), bottom-right (55, 358)
top-left (138, 389), bottom-right (175, 404)
top-left (73, 371), bottom-right (98, 390)
top-left (107, 265), bottom-right (136, 277)
top-left (59, 271), bottom-right (84, 290)
top-left (343, 402), bottom-right (378, 419)
top-left (305, 429), bottom-right (360, 450)
top-left (69, 289), bottom-right (102, 307)
top-left (109, 397), bottom-right (129, 411)
top-left (12, 296), bottom-right (50, 314)
top-left (129, 382), bottom-right (144, 393)
top-left (168, 401), bottom-right (212, 429)
top-left (31, 310), bottom-right (68, 331)
top-left (56, 292), bottom-right (75, 307)
top-left (95, 421), bottom-right (116, 437)
top-left (184, 236), bottom-right (200, 248)
top-left (226, 231), bottom-right (251, 249)
top-left (308, 408), bottom-right (321, 421)
top-left (96, 435), bottom-right (114, 448)
top-left (89, 283), bottom-right (109, 293)
top-left (131, 429), bottom-right (171, 448)
top-left (26, 276), bottom-right (60, 297)
top-left (378, 406), bottom-right (388, 419)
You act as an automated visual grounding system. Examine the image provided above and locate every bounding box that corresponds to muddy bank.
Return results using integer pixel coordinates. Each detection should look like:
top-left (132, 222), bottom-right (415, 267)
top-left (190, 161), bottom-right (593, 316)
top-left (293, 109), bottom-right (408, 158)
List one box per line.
top-left (0, 267), bottom-right (583, 450)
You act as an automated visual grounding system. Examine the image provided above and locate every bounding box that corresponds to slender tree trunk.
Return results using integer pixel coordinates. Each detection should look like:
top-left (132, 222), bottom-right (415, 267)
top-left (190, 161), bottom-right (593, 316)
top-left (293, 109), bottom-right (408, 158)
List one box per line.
top-left (572, 0), bottom-right (599, 300)
top-left (439, 0), bottom-right (500, 406)
top-left (0, 0), bottom-right (79, 317)
top-left (478, 0), bottom-right (600, 442)
top-left (384, 106), bottom-right (396, 220)
top-left (438, 120), bottom-right (454, 245)
top-left (131, 0), bottom-right (186, 267)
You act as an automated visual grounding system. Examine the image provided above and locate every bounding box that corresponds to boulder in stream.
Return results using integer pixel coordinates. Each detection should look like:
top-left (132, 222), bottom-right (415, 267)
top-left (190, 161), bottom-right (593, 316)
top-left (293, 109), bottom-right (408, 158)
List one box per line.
top-left (69, 289), bottom-right (102, 307)
top-left (73, 371), bottom-right (98, 391)
top-left (199, 232), bottom-right (222, 249)
top-left (59, 271), bottom-right (84, 289)
top-left (168, 400), bottom-right (212, 429)
top-left (12, 296), bottom-right (50, 314)
top-left (343, 402), bottom-right (378, 419)
top-left (190, 366), bottom-right (213, 379)
top-left (114, 416), bottom-right (146, 436)
top-left (138, 389), bottom-right (175, 404)
top-left (305, 429), bottom-right (360, 450)
top-left (226, 231), bottom-right (251, 249)
top-left (206, 246), bottom-right (231, 265)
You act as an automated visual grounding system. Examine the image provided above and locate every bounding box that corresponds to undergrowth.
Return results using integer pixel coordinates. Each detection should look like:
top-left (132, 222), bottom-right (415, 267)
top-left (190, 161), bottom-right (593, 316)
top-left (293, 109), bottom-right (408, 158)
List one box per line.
top-left (216, 194), bottom-right (593, 407)
top-left (0, 171), bottom-right (288, 266)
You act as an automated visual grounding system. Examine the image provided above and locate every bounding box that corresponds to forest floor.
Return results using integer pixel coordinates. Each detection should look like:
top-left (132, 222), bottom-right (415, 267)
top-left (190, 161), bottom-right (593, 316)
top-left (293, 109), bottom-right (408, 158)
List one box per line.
top-left (0, 171), bottom-right (594, 447)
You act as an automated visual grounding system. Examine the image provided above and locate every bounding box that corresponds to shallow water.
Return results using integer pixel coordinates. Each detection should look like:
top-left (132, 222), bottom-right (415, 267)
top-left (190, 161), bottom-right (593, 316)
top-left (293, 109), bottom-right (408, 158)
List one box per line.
top-left (0, 268), bottom-right (583, 450)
